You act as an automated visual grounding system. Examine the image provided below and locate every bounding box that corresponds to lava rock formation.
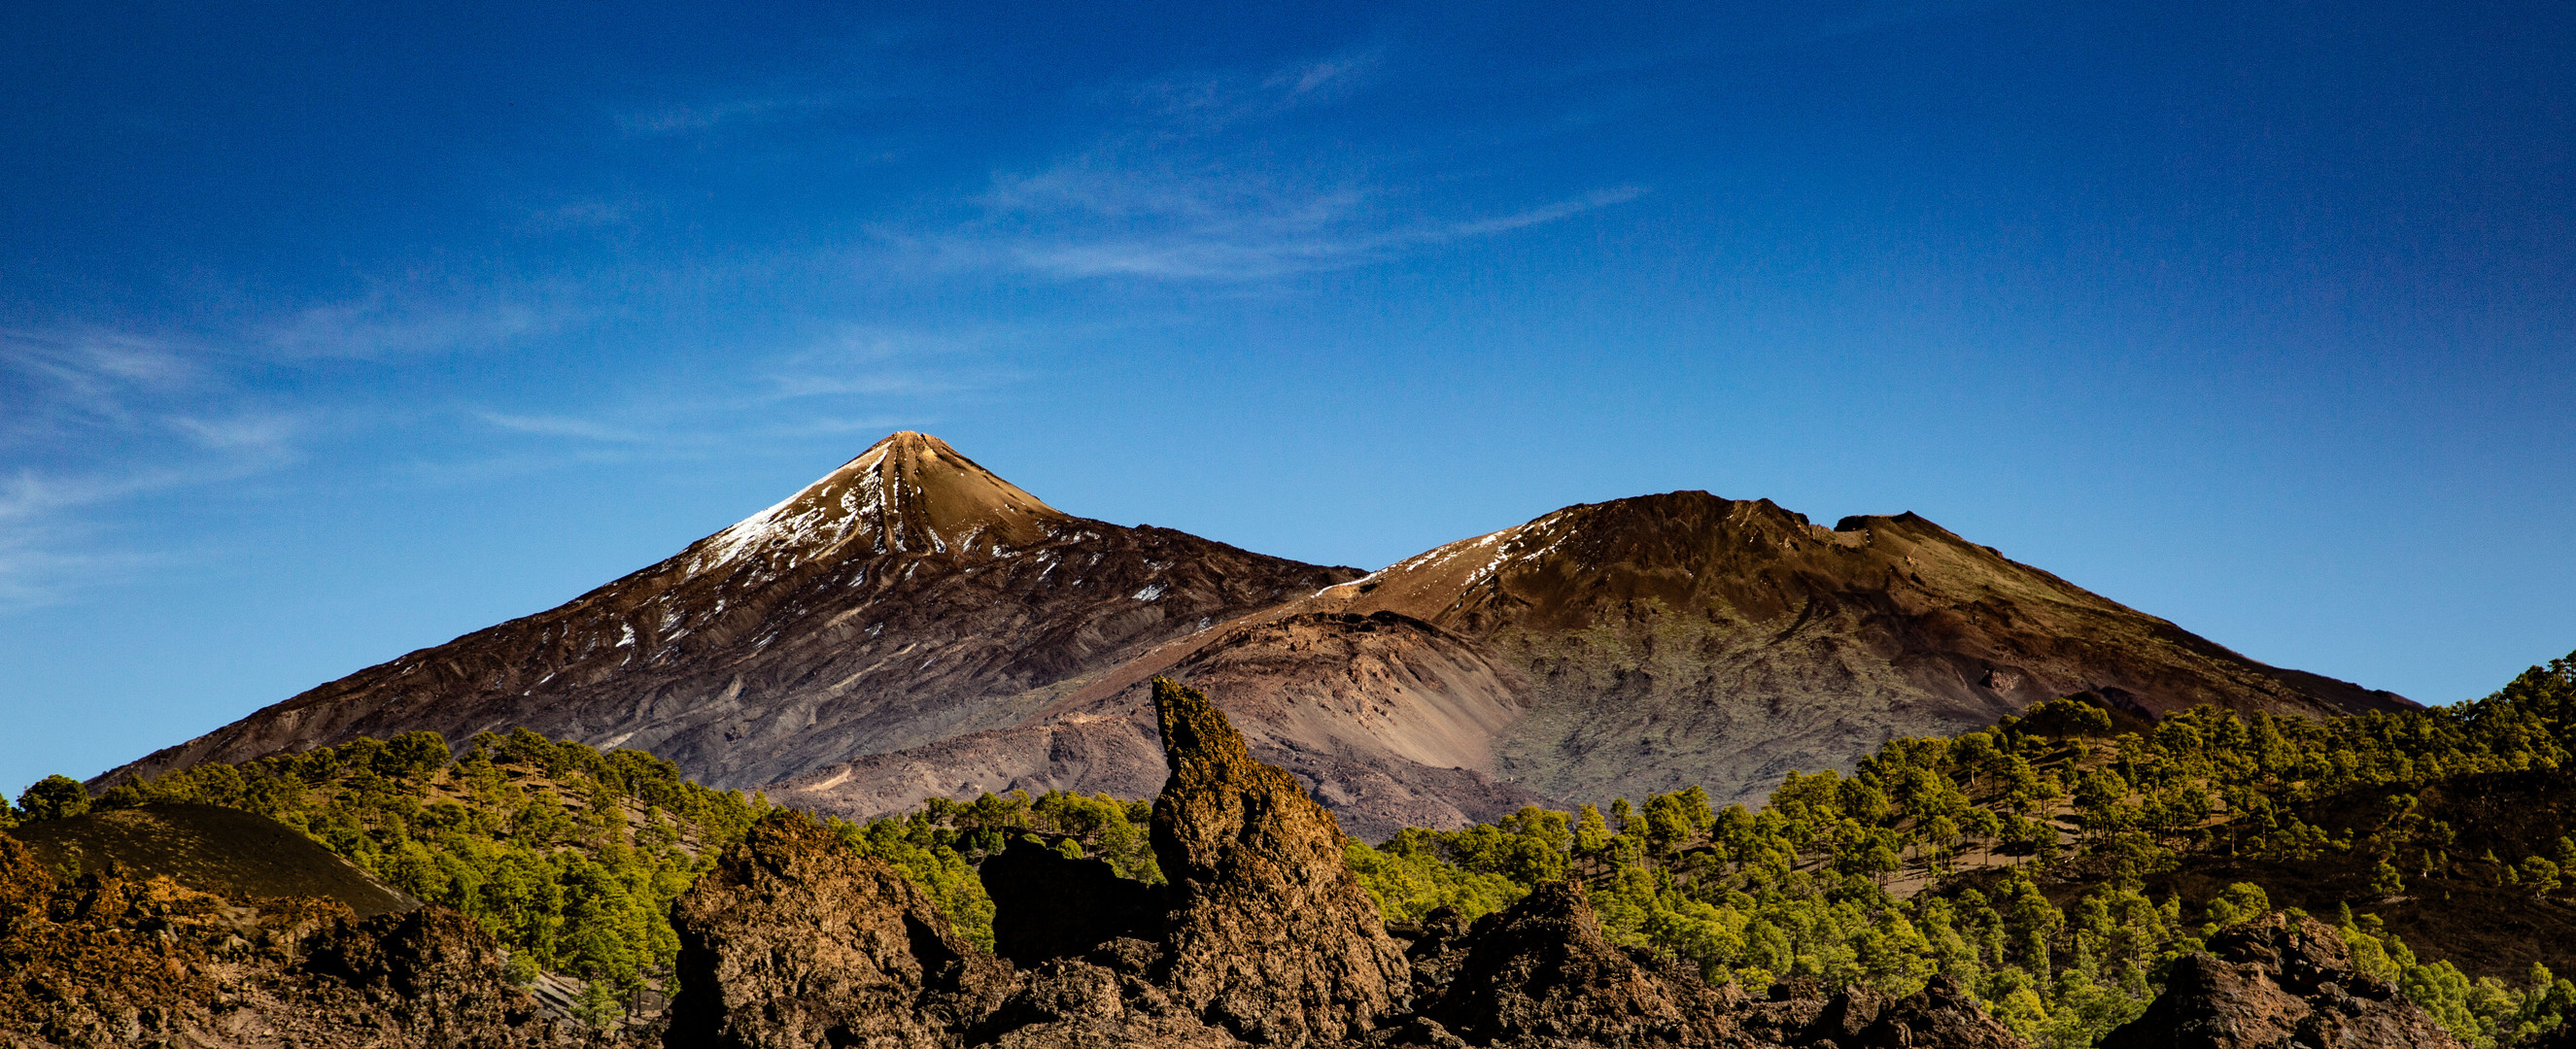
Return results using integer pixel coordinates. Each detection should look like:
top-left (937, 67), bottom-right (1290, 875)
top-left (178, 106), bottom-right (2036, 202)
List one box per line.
top-left (2099, 912), bottom-right (2463, 1049)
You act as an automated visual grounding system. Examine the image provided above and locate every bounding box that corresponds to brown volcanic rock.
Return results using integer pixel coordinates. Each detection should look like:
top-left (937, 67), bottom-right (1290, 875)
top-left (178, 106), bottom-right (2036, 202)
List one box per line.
top-left (1148, 678), bottom-right (1412, 1045)
top-left (300, 906), bottom-right (560, 1045)
top-left (99, 431), bottom-right (1358, 795)
top-left (667, 811), bottom-right (1013, 1049)
top-left (2100, 913), bottom-right (2461, 1049)
top-left (1419, 880), bottom-right (1740, 1047)
top-left (1849, 976), bottom-right (2028, 1049)
top-left (0, 833), bottom-right (561, 1049)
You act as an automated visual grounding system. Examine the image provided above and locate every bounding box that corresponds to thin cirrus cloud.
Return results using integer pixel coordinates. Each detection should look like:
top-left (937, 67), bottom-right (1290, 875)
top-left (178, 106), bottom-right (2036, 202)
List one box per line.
top-left (615, 93), bottom-right (856, 136)
top-left (259, 293), bottom-right (578, 361)
top-left (912, 53), bottom-right (1644, 283)
top-left (952, 170), bottom-right (1645, 282)
top-left (0, 328), bottom-right (301, 461)
top-left (474, 412), bottom-right (655, 445)
top-left (0, 328), bottom-right (309, 608)
top-left (453, 325), bottom-right (1009, 469)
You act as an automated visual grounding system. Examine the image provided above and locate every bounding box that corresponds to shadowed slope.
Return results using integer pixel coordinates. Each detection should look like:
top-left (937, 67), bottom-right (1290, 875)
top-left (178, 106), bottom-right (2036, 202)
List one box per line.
top-left (6, 803), bottom-right (419, 918)
top-left (97, 431), bottom-right (1359, 793)
top-left (1297, 493), bottom-right (2413, 806)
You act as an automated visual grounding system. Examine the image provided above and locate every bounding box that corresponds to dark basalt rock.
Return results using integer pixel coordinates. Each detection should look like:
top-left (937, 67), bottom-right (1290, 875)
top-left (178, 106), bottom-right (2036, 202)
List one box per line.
top-left (2100, 912), bottom-right (2463, 1049)
top-left (0, 833), bottom-right (564, 1049)
top-left (980, 835), bottom-right (1162, 966)
top-left (1149, 678), bottom-right (1414, 1045)
top-left (1416, 880), bottom-right (1744, 1047)
top-left (1733, 976), bottom-right (2028, 1049)
top-left (1850, 975), bottom-right (2026, 1049)
top-left (651, 678), bottom-right (2044, 1049)
top-left (303, 906), bottom-right (550, 1041)
top-left (667, 812), bottom-right (1013, 1049)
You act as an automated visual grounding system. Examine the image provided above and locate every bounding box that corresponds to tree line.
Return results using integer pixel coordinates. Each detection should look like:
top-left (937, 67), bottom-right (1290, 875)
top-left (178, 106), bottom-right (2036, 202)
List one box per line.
top-left (10, 648), bottom-right (2574, 1046)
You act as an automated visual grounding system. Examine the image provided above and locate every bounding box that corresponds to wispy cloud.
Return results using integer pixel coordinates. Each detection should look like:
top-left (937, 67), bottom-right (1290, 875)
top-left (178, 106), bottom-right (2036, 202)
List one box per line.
top-left (759, 324), bottom-right (1010, 402)
top-left (610, 25), bottom-right (932, 138)
top-left (428, 324), bottom-right (1010, 483)
top-left (945, 164), bottom-right (1643, 281)
top-left (912, 52), bottom-right (1643, 283)
top-left (1131, 47), bottom-right (1386, 132)
top-left (0, 328), bottom-right (305, 608)
top-left (261, 293), bottom-right (575, 360)
top-left (475, 412), bottom-right (653, 444)
top-left (617, 93), bottom-right (854, 135)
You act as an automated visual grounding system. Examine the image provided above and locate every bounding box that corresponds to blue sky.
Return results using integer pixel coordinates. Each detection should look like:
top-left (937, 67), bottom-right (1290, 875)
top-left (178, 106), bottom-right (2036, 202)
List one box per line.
top-left (5, 0), bottom-right (2573, 796)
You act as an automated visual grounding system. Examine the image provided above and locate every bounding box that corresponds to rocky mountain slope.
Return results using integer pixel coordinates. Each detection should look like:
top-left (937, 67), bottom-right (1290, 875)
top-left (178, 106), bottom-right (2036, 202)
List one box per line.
top-left (95, 432), bottom-right (1359, 793)
top-left (774, 491), bottom-right (2412, 836)
top-left (97, 431), bottom-right (2407, 841)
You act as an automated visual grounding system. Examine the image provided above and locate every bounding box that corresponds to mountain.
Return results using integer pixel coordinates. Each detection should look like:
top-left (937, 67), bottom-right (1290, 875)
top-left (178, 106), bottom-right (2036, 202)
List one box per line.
top-left (97, 432), bottom-right (1360, 791)
top-left (100, 433), bottom-right (2409, 841)
top-left (772, 491), bottom-right (2412, 837)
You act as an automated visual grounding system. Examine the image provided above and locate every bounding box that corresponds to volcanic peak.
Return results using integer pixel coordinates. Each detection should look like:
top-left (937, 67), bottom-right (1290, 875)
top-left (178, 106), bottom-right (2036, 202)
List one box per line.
top-left (684, 431), bottom-right (1066, 578)
top-left (1307, 491), bottom-right (1848, 624)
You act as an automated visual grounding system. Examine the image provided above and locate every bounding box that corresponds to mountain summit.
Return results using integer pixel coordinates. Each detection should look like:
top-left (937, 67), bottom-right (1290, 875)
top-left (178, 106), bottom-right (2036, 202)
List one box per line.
top-left (98, 432), bottom-right (1360, 791)
top-left (691, 431), bottom-right (1066, 576)
top-left (103, 441), bottom-right (2409, 840)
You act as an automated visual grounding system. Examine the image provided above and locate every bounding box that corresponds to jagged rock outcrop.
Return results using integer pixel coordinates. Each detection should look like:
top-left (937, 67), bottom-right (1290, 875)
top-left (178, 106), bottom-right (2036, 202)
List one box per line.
top-left (0, 833), bottom-right (563, 1049)
top-left (301, 906), bottom-right (556, 1044)
top-left (974, 954), bottom-right (1241, 1049)
top-left (2100, 912), bottom-right (2463, 1049)
top-left (1150, 678), bottom-right (1414, 1045)
top-left (667, 813), bottom-right (1013, 1049)
top-left (980, 836), bottom-right (1162, 967)
top-left (1415, 880), bottom-right (1738, 1047)
top-left (599, 678), bottom-right (2045, 1049)
top-left (1845, 976), bottom-right (2028, 1049)
top-left (1393, 880), bottom-right (2031, 1049)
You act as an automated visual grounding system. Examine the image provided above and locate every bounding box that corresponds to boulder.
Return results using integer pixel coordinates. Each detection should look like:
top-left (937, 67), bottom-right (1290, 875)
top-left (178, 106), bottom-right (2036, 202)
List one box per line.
top-left (1419, 880), bottom-right (1736, 1047)
top-left (0, 833), bottom-right (561, 1049)
top-left (1149, 678), bottom-right (1413, 1045)
top-left (1849, 975), bottom-right (2026, 1049)
top-left (667, 812), bottom-right (1013, 1049)
top-left (2100, 913), bottom-right (2463, 1049)
top-left (975, 957), bottom-right (1241, 1049)
top-left (304, 906), bottom-right (550, 1042)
